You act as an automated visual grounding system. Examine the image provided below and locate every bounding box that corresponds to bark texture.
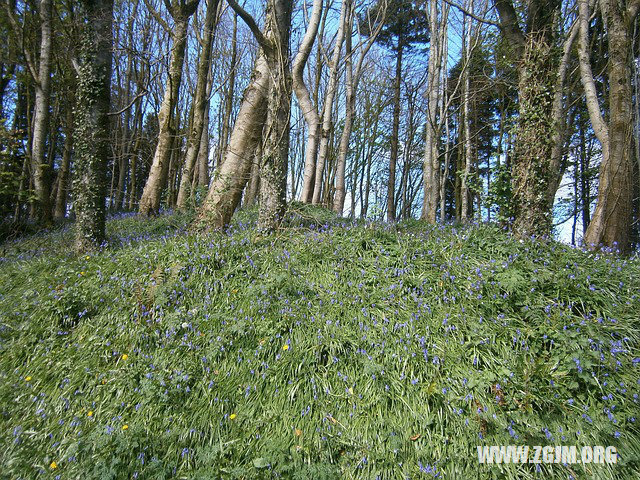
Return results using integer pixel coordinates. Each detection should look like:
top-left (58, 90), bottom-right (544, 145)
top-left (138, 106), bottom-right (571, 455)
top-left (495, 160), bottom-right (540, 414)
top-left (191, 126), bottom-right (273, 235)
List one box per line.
top-left (257, 0), bottom-right (293, 231)
top-left (494, 0), bottom-right (561, 238)
top-left (31, 0), bottom-right (54, 224)
top-left (73, 0), bottom-right (113, 252)
top-left (195, 53), bottom-right (270, 229)
top-left (580, 0), bottom-right (638, 252)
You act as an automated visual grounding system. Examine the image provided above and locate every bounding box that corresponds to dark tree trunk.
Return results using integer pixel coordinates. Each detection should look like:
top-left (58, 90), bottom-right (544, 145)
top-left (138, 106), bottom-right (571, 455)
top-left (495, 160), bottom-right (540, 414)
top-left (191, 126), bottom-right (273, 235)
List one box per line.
top-left (387, 42), bottom-right (402, 222)
top-left (73, 0), bottom-right (113, 252)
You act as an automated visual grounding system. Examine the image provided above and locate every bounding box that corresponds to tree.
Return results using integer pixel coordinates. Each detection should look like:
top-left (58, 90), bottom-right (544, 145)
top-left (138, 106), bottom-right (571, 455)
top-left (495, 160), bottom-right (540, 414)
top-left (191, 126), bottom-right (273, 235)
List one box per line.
top-left (333, 2), bottom-right (386, 215)
top-left (293, 0), bottom-right (323, 204)
top-left (421, 0), bottom-right (448, 223)
top-left (363, 0), bottom-right (428, 221)
top-left (196, 0), bottom-right (294, 231)
top-left (493, 0), bottom-right (561, 238)
top-left (578, 0), bottom-right (640, 252)
top-left (5, 0), bottom-right (54, 224)
top-left (312, 0), bottom-right (349, 206)
top-left (138, 0), bottom-right (199, 215)
top-left (72, 0), bottom-right (113, 252)
top-left (176, 0), bottom-right (220, 209)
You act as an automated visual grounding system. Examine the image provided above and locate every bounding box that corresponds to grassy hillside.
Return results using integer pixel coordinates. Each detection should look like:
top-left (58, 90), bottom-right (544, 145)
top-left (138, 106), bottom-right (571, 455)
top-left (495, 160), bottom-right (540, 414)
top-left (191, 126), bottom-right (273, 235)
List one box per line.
top-left (1, 207), bottom-right (639, 479)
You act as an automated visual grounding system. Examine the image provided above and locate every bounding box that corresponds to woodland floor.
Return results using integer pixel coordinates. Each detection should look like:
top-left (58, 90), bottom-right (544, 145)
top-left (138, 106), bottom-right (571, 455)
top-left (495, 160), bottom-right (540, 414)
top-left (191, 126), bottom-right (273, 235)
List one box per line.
top-left (0, 205), bottom-right (639, 479)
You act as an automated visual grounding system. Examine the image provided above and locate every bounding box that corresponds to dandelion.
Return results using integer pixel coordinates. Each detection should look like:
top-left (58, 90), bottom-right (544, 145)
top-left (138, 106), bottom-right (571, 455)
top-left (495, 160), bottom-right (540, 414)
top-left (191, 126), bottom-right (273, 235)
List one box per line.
top-left (229, 413), bottom-right (237, 420)
top-left (282, 344), bottom-right (289, 351)
top-left (87, 411), bottom-right (93, 417)
top-left (25, 376), bottom-right (32, 382)
top-left (121, 354), bottom-right (128, 360)
top-left (122, 424), bottom-right (129, 430)
top-left (50, 461), bottom-right (57, 469)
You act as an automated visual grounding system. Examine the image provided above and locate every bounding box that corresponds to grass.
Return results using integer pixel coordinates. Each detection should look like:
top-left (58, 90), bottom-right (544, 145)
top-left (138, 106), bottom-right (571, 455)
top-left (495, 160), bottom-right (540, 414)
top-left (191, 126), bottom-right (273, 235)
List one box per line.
top-left (0, 205), bottom-right (639, 479)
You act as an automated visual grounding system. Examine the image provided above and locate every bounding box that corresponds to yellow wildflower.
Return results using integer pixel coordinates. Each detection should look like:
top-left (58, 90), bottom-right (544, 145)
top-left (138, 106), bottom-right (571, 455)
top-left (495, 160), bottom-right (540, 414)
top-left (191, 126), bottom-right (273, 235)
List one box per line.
top-left (87, 411), bottom-right (93, 417)
top-left (50, 461), bottom-right (57, 469)
top-left (122, 424), bottom-right (129, 430)
top-left (121, 354), bottom-right (128, 360)
top-left (295, 428), bottom-right (302, 436)
top-left (25, 376), bottom-right (32, 382)
top-left (282, 344), bottom-right (289, 351)
top-left (229, 413), bottom-right (237, 420)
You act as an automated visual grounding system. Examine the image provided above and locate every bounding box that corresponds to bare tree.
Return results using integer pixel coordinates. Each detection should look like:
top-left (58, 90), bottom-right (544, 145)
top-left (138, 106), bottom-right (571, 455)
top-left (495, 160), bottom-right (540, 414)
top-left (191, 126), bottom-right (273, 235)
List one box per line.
top-left (5, 0), bottom-right (54, 224)
top-left (333, 2), bottom-right (385, 215)
top-left (578, 0), bottom-right (639, 252)
top-left (312, 0), bottom-right (349, 205)
top-left (176, 0), bottom-right (220, 209)
top-left (196, 0), bottom-right (294, 230)
top-left (293, 0), bottom-right (323, 203)
top-left (138, 0), bottom-right (199, 215)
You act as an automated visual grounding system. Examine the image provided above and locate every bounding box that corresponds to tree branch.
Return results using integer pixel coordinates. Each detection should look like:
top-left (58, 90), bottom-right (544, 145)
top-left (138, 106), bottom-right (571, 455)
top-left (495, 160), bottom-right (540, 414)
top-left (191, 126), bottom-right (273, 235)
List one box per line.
top-left (108, 86), bottom-right (150, 116)
top-left (627, 0), bottom-right (640, 23)
top-left (3, 0), bottom-right (39, 81)
top-left (442, 0), bottom-right (500, 27)
top-left (576, 0), bottom-right (608, 149)
top-left (226, 0), bottom-right (272, 53)
top-left (143, 0), bottom-right (172, 33)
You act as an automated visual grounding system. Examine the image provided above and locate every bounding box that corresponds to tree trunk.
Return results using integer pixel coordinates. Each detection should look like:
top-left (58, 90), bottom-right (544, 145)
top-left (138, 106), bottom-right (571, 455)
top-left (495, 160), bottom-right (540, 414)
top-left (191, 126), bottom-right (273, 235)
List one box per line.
top-left (197, 107), bottom-right (210, 188)
top-left (195, 52), bottom-right (270, 229)
top-left (333, 5), bottom-right (353, 215)
top-left (333, 0), bottom-right (381, 215)
top-left (244, 142), bottom-right (261, 206)
top-left (422, 0), bottom-right (443, 223)
top-left (139, 0), bottom-right (198, 215)
top-left (31, 0), bottom-right (54, 224)
top-left (547, 21), bottom-right (579, 207)
top-left (127, 108), bottom-right (144, 210)
top-left (494, 0), bottom-right (560, 238)
top-left (294, 0), bottom-right (323, 203)
top-left (257, 0), bottom-right (293, 231)
top-left (580, 0), bottom-right (638, 252)
top-left (460, 5), bottom-right (473, 223)
top-left (387, 42), bottom-right (403, 222)
top-left (54, 107), bottom-right (73, 219)
top-left (510, 38), bottom-right (558, 237)
top-left (312, 0), bottom-right (348, 205)
top-left (73, 0), bottom-right (113, 252)
top-left (176, 0), bottom-right (219, 209)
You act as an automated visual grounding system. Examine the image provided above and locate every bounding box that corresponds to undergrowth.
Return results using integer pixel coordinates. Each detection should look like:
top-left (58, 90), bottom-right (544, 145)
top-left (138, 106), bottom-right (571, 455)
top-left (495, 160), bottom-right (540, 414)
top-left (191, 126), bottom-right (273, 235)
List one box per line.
top-left (0, 207), bottom-right (639, 479)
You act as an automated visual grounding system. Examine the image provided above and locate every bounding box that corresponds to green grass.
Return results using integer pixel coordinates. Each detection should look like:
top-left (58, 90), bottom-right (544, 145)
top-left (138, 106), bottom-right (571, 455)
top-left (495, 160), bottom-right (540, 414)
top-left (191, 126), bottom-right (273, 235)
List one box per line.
top-left (1, 207), bottom-right (639, 479)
